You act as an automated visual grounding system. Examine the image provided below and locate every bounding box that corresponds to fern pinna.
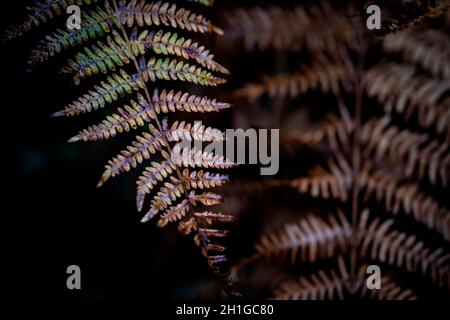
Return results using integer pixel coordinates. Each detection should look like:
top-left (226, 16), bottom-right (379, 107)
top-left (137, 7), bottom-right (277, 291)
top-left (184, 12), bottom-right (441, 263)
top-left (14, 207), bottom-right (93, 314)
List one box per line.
top-left (220, 0), bottom-right (450, 299)
top-left (5, 0), bottom-right (238, 296)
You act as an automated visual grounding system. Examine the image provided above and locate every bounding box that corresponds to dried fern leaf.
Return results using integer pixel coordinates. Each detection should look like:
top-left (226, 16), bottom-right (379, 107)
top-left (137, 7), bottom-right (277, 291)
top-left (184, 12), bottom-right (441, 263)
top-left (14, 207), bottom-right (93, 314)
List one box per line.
top-left (131, 29), bottom-right (229, 74)
top-left (69, 94), bottom-right (156, 142)
top-left (151, 88), bottom-right (231, 113)
top-left (359, 166), bottom-right (450, 240)
top-left (253, 211), bottom-right (352, 264)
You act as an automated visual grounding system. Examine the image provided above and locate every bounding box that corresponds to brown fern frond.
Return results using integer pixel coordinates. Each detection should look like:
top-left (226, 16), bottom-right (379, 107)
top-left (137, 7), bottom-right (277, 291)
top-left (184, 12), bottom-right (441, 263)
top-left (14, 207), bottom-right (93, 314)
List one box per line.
top-left (97, 124), bottom-right (168, 187)
top-left (383, 28), bottom-right (450, 79)
top-left (377, 1), bottom-right (450, 35)
top-left (54, 58), bottom-right (225, 117)
top-left (361, 117), bottom-right (450, 186)
top-left (118, 0), bottom-right (223, 34)
top-left (52, 69), bottom-right (145, 117)
top-left (234, 57), bottom-right (353, 102)
top-left (365, 63), bottom-right (450, 142)
top-left (222, 2), bottom-right (356, 53)
top-left (61, 31), bottom-right (134, 85)
top-left (157, 198), bottom-right (190, 227)
top-left (181, 169), bottom-right (229, 190)
top-left (273, 258), bottom-right (417, 300)
top-left (171, 145), bottom-right (236, 169)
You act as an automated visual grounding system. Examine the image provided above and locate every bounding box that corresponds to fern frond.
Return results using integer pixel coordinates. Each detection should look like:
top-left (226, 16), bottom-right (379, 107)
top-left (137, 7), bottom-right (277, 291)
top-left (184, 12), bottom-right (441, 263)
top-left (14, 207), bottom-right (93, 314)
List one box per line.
top-left (253, 210), bottom-right (352, 264)
top-left (53, 69), bottom-right (145, 117)
top-left (189, 191), bottom-right (223, 206)
top-left (378, 1), bottom-right (450, 35)
top-left (270, 154), bottom-right (352, 202)
top-left (62, 30), bottom-right (134, 84)
top-left (167, 121), bottom-right (225, 142)
top-left (28, 5), bottom-right (117, 67)
top-left (359, 210), bottom-right (450, 288)
top-left (282, 114), bottom-right (354, 152)
top-left (188, 0), bottom-right (214, 6)
top-left (145, 57), bottom-right (225, 86)
top-left (362, 117), bottom-right (450, 186)
top-left (3, 0), bottom-right (99, 41)
top-left (222, 2), bottom-right (355, 53)
top-left (365, 63), bottom-right (450, 141)
top-left (135, 157), bottom-right (174, 211)
top-left (7, 0), bottom-right (238, 298)
top-left (131, 29), bottom-right (229, 74)
top-left (273, 257), bottom-right (351, 300)
top-left (358, 277), bottom-right (416, 300)
top-left (234, 58), bottom-right (353, 101)
top-left (55, 58), bottom-right (225, 117)
top-left (157, 199), bottom-right (190, 227)
top-left (383, 29), bottom-right (450, 79)
top-left (182, 169), bottom-right (229, 190)
top-left (118, 0), bottom-right (223, 34)
top-left (143, 178), bottom-right (187, 222)
top-left (69, 94), bottom-right (156, 142)
top-left (359, 167), bottom-right (450, 240)
top-left (274, 258), bottom-right (417, 300)
top-left (137, 168), bottom-right (228, 215)
top-left (97, 124), bottom-right (168, 186)
top-left (171, 145), bottom-right (236, 169)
